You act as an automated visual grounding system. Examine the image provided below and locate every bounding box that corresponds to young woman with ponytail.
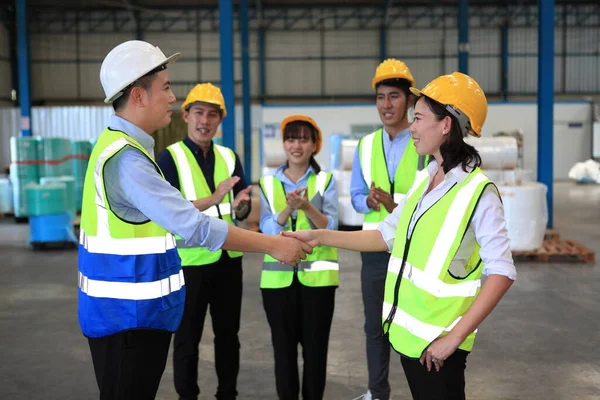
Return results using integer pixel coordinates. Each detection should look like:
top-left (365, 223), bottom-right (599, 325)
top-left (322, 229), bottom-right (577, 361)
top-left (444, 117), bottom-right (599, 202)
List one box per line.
top-left (258, 115), bottom-right (340, 399)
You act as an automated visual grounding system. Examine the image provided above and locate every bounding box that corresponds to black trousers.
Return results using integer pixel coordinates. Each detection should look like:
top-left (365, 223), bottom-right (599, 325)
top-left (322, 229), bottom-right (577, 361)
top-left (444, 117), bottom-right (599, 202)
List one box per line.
top-left (261, 274), bottom-right (337, 400)
top-left (400, 350), bottom-right (469, 400)
top-left (88, 329), bottom-right (172, 400)
top-left (173, 254), bottom-right (243, 400)
top-left (360, 251), bottom-right (392, 400)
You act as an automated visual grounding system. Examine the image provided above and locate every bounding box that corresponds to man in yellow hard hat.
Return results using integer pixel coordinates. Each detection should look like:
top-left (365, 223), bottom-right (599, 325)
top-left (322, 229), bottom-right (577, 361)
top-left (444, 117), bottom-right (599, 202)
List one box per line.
top-left (349, 58), bottom-right (426, 400)
top-left (156, 83), bottom-right (251, 400)
top-left (80, 41), bottom-right (312, 400)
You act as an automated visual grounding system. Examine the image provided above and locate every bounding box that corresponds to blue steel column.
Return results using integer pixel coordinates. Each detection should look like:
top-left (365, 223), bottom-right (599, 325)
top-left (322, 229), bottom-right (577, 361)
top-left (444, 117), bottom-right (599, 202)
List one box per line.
top-left (501, 25), bottom-right (508, 101)
top-left (219, 0), bottom-right (235, 151)
top-left (240, 0), bottom-right (252, 181)
top-left (16, 0), bottom-right (31, 136)
top-left (458, 0), bottom-right (469, 74)
top-left (538, 0), bottom-right (554, 228)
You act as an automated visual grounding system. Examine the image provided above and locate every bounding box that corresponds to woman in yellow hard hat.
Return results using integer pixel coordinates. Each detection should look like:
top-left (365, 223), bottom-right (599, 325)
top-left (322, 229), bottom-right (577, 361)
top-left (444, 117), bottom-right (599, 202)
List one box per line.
top-left (258, 115), bottom-right (339, 399)
top-left (282, 73), bottom-right (516, 399)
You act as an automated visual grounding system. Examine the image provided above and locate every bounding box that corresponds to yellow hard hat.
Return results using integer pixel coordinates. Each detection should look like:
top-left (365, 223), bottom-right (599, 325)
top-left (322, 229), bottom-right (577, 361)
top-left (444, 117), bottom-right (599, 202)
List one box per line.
top-left (372, 58), bottom-right (415, 88)
top-left (280, 114), bottom-right (323, 155)
top-left (410, 72), bottom-right (488, 137)
top-left (181, 83), bottom-right (227, 117)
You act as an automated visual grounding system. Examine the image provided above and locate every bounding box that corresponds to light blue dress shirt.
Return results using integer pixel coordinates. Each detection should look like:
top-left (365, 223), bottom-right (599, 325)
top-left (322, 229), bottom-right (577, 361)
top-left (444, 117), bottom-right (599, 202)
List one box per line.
top-left (102, 115), bottom-right (229, 251)
top-left (350, 127), bottom-right (412, 213)
top-left (260, 165), bottom-right (338, 235)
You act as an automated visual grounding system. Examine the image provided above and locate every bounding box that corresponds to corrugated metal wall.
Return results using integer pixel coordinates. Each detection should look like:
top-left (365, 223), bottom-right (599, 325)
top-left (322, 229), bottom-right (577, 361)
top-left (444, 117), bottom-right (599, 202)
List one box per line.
top-left (22, 5), bottom-right (600, 103)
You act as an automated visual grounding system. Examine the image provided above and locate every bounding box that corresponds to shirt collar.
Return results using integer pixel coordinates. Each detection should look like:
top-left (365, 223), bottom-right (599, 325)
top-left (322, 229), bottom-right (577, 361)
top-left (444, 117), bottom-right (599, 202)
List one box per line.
top-left (184, 136), bottom-right (213, 155)
top-left (275, 164), bottom-right (316, 185)
top-left (382, 127), bottom-right (411, 144)
top-left (427, 158), bottom-right (473, 183)
top-left (109, 115), bottom-right (155, 153)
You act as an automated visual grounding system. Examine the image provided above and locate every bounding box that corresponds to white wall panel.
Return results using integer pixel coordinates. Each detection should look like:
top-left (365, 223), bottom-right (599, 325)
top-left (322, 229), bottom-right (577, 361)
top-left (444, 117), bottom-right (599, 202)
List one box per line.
top-left (31, 64), bottom-right (78, 100)
top-left (266, 60), bottom-right (321, 96)
top-left (79, 64), bottom-right (104, 100)
top-left (470, 58), bottom-right (500, 94)
top-left (508, 57), bottom-right (537, 93)
top-left (263, 102), bottom-right (593, 180)
top-left (78, 34), bottom-right (133, 60)
top-left (324, 59), bottom-right (378, 95)
top-left (266, 31), bottom-right (321, 58)
top-left (389, 29), bottom-right (444, 58)
top-left (199, 32), bottom-right (220, 58)
top-left (31, 34), bottom-right (76, 60)
top-left (324, 30), bottom-right (378, 58)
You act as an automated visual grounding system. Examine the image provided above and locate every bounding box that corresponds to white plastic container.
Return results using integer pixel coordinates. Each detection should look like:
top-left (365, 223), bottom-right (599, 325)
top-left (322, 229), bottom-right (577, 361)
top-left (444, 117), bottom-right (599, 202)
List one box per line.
top-left (498, 182), bottom-right (548, 251)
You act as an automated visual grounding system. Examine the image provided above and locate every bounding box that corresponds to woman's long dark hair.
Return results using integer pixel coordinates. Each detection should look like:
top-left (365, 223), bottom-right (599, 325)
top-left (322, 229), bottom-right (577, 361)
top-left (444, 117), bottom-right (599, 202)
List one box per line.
top-left (419, 96), bottom-right (482, 174)
top-left (283, 120), bottom-right (321, 174)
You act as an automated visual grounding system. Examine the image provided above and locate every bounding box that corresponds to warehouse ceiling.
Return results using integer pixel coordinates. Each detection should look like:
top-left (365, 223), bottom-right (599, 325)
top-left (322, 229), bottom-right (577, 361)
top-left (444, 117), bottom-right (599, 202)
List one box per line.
top-left (11, 0), bottom-right (599, 10)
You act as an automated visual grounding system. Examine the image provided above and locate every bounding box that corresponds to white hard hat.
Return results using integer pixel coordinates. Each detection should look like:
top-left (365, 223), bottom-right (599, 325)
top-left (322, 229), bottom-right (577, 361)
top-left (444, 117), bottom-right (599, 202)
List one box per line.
top-left (100, 40), bottom-right (181, 104)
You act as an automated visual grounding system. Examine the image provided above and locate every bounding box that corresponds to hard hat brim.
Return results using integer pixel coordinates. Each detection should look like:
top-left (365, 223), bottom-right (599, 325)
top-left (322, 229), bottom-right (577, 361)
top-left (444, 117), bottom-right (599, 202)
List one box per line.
top-left (409, 87), bottom-right (423, 97)
top-left (104, 52), bottom-right (181, 104)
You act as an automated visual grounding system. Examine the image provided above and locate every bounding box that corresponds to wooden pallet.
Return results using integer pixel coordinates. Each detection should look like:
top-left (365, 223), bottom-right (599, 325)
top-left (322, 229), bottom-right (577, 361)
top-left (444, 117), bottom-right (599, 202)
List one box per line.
top-left (513, 238), bottom-right (595, 264)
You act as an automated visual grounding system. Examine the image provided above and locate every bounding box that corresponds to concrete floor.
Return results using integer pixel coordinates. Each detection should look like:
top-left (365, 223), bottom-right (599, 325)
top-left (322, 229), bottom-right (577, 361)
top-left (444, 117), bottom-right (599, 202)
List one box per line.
top-left (1, 181), bottom-right (600, 400)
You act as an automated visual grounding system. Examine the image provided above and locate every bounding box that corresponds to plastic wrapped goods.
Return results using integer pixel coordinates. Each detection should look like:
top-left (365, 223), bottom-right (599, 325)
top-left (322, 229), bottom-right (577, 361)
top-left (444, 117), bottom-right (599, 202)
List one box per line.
top-left (483, 169), bottom-right (534, 185)
top-left (0, 179), bottom-right (12, 214)
top-left (498, 182), bottom-right (548, 251)
top-left (464, 136), bottom-right (518, 170)
top-left (40, 176), bottom-right (77, 217)
top-left (263, 139), bottom-right (287, 167)
top-left (38, 138), bottom-right (72, 177)
top-left (340, 139), bottom-right (359, 170)
top-left (338, 195), bottom-right (364, 227)
top-left (25, 182), bottom-right (68, 216)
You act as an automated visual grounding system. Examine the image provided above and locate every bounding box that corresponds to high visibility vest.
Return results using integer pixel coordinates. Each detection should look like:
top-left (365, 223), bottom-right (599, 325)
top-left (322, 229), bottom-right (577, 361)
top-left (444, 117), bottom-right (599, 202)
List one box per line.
top-left (358, 128), bottom-right (426, 230)
top-left (78, 128), bottom-right (184, 339)
top-left (260, 171), bottom-right (339, 288)
top-left (166, 140), bottom-right (243, 266)
top-left (381, 167), bottom-right (494, 358)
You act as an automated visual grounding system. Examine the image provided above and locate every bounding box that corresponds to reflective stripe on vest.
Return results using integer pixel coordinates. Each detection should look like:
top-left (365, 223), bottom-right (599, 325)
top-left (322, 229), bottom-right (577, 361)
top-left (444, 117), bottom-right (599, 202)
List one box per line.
top-left (78, 128), bottom-right (184, 339)
top-left (383, 169), bottom-right (490, 358)
top-left (359, 129), bottom-right (423, 230)
top-left (166, 140), bottom-right (241, 264)
top-left (260, 171), bottom-right (339, 288)
top-left (79, 269), bottom-right (184, 300)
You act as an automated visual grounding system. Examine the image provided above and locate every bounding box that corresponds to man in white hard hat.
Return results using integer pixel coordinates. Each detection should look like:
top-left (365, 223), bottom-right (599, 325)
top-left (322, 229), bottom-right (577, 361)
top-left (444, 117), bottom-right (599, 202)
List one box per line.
top-left (78, 40), bottom-right (312, 400)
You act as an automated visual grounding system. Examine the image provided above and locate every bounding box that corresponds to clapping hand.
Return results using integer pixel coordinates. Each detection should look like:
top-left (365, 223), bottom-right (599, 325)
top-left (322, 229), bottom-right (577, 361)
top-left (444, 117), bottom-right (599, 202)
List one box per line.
top-left (233, 185), bottom-right (252, 213)
top-left (286, 188), bottom-right (309, 210)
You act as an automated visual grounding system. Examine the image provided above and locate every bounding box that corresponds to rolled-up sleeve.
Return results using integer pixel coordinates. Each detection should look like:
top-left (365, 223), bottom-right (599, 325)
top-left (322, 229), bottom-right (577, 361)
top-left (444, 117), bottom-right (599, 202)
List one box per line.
top-left (350, 146), bottom-right (371, 214)
top-left (472, 186), bottom-right (517, 280)
top-left (322, 175), bottom-right (339, 230)
top-left (259, 189), bottom-right (288, 235)
top-left (105, 148), bottom-right (229, 251)
top-left (377, 196), bottom-right (407, 252)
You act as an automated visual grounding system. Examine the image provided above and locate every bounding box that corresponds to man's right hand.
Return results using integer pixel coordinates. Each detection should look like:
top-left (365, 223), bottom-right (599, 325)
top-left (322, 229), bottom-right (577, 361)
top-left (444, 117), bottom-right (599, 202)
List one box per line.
top-left (212, 176), bottom-right (241, 205)
top-left (269, 235), bottom-right (314, 266)
top-left (367, 182), bottom-right (381, 211)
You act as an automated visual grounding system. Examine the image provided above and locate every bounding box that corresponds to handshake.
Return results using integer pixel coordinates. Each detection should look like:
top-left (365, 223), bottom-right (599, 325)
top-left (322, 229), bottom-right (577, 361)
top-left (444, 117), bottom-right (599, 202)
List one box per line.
top-left (269, 230), bottom-right (322, 266)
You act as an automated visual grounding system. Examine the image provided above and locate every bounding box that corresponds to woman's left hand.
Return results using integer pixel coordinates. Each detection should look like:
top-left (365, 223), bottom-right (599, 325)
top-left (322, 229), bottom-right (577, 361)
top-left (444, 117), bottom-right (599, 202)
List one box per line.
top-left (419, 334), bottom-right (463, 372)
top-left (286, 188), bottom-right (309, 210)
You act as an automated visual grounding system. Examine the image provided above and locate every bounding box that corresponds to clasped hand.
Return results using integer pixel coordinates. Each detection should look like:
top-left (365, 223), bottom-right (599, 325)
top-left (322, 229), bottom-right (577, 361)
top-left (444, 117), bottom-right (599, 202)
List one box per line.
top-left (367, 182), bottom-right (396, 213)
